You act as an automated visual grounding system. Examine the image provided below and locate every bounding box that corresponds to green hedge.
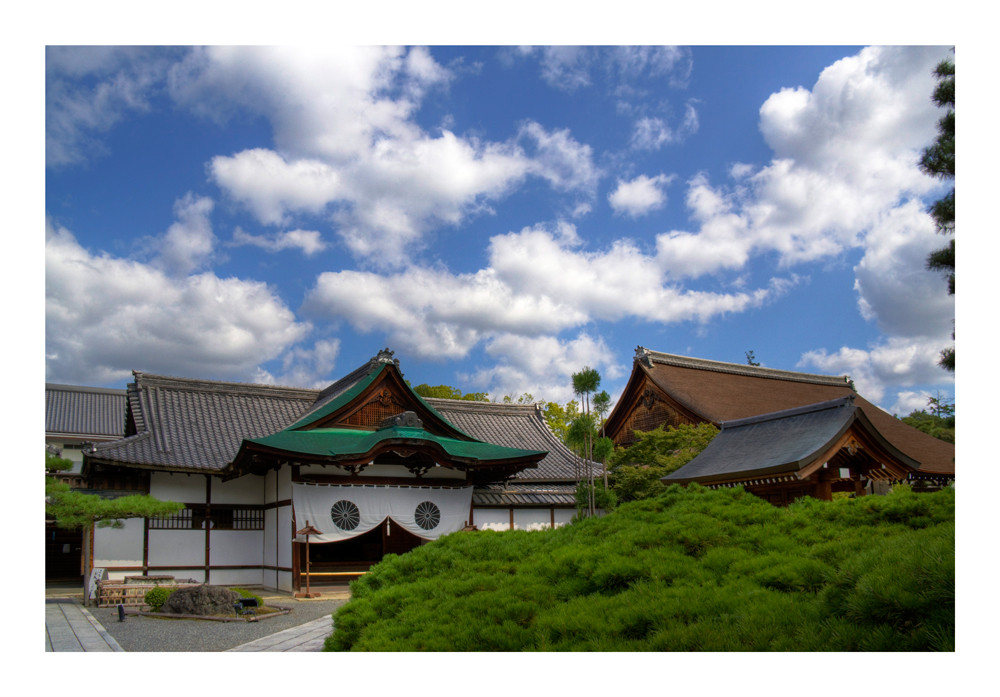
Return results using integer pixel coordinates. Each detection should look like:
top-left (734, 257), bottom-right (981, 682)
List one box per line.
top-left (325, 484), bottom-right (954, 651)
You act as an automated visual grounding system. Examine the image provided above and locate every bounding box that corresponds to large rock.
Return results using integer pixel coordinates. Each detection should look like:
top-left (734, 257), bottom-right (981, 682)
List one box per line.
top-left (161, 584), bottom-right (240, 616)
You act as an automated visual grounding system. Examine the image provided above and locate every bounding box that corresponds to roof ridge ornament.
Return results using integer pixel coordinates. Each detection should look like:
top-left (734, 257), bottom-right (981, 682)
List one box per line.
top-left (370, 348), bottom-right (401, 372)
top-left (634, 346), bottom-right (653, 368)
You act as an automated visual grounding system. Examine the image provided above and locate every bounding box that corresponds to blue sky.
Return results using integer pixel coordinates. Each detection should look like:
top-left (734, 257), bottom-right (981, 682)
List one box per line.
top-left (44, 43), bottom-right (957, 415)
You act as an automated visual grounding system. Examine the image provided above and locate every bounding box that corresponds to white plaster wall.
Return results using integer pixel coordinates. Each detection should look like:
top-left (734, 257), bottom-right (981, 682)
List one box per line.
top-left (265, 468), bottom-right (277, 503)
top-left (263, 508), bottom-right (277, 567)
top-left (472, 508), bottom-right (510, 531)
top-left (553, 508), bottom-right (575, 528)
top-left (213, 474), bottom-right (264, 504)
top-left (277, 505), bottom-right (292, 569)
top-left (150, 472), bottom-right (206, 503)
top-left (148, 530), bottom-right (205, 566)
top-left (210, 569), bottom-right (264, 587)
top-left (513, 508), bottom-right (552, 531)
top-left (92, 518), bottom-right (144, 568)
top-left (210, 531), bottom-right (264, 566)
top-left (277, 570), bottom-right (293, 593)
top-left (156, 569), bottom-right (205, 583)
top-left (277, 465), bottom-right (292, 501)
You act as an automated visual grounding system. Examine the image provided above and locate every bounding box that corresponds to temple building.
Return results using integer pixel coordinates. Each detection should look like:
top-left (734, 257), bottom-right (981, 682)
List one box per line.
top-left (606, 348), bottom-right (954, 504)
top-left (76, 350), bottom-right (596, 593)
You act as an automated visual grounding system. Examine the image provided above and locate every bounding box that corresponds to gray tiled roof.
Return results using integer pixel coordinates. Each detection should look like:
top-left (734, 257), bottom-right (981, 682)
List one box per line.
top-left (472, 482), bottom-right (578, 506)
top-left (46, 384), bottom-right (127, 439)
top-left (425, 398), bottom-right (599, 482)
top-left (89, 373), bottom-right (317, 472)
top-left (664, 396), bottom-right (919, 484)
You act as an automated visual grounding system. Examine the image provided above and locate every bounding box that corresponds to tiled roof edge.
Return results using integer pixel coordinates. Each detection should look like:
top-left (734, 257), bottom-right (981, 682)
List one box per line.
top-left (132, 371), bottom-right (321, 400)
top-left (637, 347), bottom-right (852, 387)
top-left (46, 383), bottom-right (126, 396)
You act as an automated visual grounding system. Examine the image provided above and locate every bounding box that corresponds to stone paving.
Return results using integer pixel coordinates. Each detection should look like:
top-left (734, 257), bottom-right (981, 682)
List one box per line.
top-left (45, 587), bottom-right (348, 652)
top-left (46, 599), bottom-right (125, 652)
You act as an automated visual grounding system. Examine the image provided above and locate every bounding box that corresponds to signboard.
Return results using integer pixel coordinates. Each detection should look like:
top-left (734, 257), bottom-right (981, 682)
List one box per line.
top-left (88, 567), bottom-right (108, 600)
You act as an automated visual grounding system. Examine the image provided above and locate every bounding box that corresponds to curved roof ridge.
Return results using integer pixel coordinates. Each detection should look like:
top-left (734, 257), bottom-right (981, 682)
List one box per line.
top-left (637, 347), bottom-right (851, 387)
top-left (132, 371), bottom-right (321, 400)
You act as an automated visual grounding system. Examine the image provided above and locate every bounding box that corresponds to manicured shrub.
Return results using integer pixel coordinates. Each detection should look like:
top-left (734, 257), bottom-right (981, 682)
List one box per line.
top-left (143, 585), bottom-right (176, 612)
top-left (325, 485), bottom-right (954, 651)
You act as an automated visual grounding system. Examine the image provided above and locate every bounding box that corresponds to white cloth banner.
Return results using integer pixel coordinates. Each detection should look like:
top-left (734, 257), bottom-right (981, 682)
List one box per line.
top-left (292, 482), bottom-right (473, 542)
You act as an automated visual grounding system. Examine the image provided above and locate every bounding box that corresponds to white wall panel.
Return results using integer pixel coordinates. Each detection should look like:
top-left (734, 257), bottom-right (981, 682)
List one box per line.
top-left (213, 474), bottom-right (264, 504)
top-left (472, 508), bottom-right (510, 531)
top-left (92, 518), bottom-right (144, 567)
top-left (150, 472), bottom-right (206, 503)
top-left (513, 508), bottom-right (552, 531)
top-left (210, 531), bottom-right (264, 566)
top-left (148, 530), bottom-right (205, 566)
top-left (210, 569), bottom-right (264, 587)
top-left (553, 509), bottom-right (575, 528)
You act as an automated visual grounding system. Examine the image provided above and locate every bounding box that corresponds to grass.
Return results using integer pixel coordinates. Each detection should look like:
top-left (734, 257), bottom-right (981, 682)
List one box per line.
top-left (324, 484), bottom-right (954, 651)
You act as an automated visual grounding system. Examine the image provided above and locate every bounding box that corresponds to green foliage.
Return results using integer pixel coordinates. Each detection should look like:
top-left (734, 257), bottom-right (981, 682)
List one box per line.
top-left (542, 400), bottom-right (579, 442)
top-left (920, 56), bottom-right (955, 370)
top-left (411, 384), bottom-right (488, 401)
top-left (575, 480), bottom-right (617, 512)
top-left (324, 485), bottom-right (954, 651)
top-left (608, 423), bottom-right (719, 502)
top-left (901, 410), bottom-right (955, 444)
top-left (144, 586), bottom-right (176, 612)
top-left (46, 450), bottom-right (74, 472)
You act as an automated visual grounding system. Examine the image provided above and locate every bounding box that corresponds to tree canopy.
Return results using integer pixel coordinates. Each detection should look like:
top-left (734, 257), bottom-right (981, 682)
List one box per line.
top-left (920, 57), bottom-right (955, 371)
top-left (410, 384), bottom-right (489, 401)
top-left (608, 423), bottom-right (719, 503)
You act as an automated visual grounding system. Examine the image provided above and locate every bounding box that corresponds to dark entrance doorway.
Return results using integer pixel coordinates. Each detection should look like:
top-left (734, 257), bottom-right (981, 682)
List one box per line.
top-left (296, 517), bottom-right (426, 589)
top-left (46, 523), bottom-right (83, 582)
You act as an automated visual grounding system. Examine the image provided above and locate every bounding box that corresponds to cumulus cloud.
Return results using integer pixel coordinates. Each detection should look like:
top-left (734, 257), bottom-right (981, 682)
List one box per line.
top-left (630, 103), bottom-right (699, 150)
top-left (255, 338), bottom-right (342, 388)
top-left (46, 47), bottom-right (179, 168)
top-left (168, 47), bottom-right (604, 268)
top-left (463, 333), bottom-right (624, 405)
top-left (302, 221), bottom-right (797, 362)
top-left (231, 227), bottom-right (328, 256)
top-left (151, 194), bottom-right (217, 276)
top-left (798, 336), bottom-right (953, 407)
top-left (45, 219), bottom-right (309, 385)
top-left (518, 46), bottom-right (693, 93)
top-left (608, 173), bottom-right (674, 217)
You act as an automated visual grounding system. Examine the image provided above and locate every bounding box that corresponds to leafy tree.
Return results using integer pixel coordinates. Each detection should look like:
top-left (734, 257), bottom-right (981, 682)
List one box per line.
top-left (542, 400), bottom-right (580, 442)
top-left (608, 423), bottom-right (719, 502)
top-left (411, 384), bottom-right (489, 401)
top-left (572, 367), bottom-right (602, 516)
top-left (501, 392), bottom-right (535, 404)
top-left (900, 395), bottom-right (955, 444)
top-left (919, 57), bottom-right (955, 371)
top-left (745, 350), bottom-right (760, 366)
top-left (45, 452), bottom-right (184, 604)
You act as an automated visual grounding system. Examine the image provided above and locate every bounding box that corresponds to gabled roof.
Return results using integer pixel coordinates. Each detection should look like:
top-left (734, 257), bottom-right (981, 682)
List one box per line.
top-left (46, 383), bottom-right (126, 441)
top-left (86, 372), bottom-right (317, 473)
top-left (607, 348), bottom-right (954, 475)
top-left (664, 396), bottom-right (920, 485)
top-left (426, 398), bottom-right (600, 482)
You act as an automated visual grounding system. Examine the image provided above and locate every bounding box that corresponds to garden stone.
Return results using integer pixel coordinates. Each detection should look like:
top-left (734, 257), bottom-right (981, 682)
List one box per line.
top-left (161, 584), bottom-right (240, 616)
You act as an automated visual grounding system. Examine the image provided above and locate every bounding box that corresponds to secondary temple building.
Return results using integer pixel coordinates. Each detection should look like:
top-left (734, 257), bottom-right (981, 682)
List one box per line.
top-left (605, 348), bottom-right (955, 505)
top-left (70, 350), bottom-right (596, 593)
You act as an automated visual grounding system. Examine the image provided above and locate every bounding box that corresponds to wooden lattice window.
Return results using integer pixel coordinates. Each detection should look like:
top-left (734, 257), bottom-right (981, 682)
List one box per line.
top-left (344, 389), bottom-right (406, 428)
top-left (147, 505), bottom-right (264, 530)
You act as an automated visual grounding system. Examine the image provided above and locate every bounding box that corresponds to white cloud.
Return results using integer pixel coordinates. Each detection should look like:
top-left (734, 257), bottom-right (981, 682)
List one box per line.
top-left (45, 219), bottom-right (309, 385)
top-left (151, 193), bottom-right (217, 276)
top-left (608, 174), bottom-right (674, 217)
top-left (302, 221), bottom-right (796, 362)
top-left (630, 103), bottom-right (699, 150)
top-left (232, 227), bottom-right (328, 256)
top-left (46, 47), bottom-right (178, 168)
top-left (463, 333), bottom-right (624, 405)
top-left (174, 47), bottom-right (590, 268)
top-left (798, 336), bottom-right (953, 407)
top-left (255, 338), bottom-right (342, 388)
top-left (521, 46), bottom-right (693, 93)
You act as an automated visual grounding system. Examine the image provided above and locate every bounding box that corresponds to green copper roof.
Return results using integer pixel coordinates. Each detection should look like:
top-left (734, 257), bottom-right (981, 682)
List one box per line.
top-left (247, 425), bottom-right (545, 464)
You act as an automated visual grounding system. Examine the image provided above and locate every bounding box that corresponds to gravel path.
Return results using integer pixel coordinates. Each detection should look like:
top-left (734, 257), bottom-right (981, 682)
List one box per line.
top-left (88, 599), bottom-right (347, 652)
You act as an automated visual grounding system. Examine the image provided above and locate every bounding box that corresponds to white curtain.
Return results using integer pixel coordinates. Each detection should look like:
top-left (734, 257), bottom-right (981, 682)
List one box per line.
top-left (292, 482), bottom-right (473, 542)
